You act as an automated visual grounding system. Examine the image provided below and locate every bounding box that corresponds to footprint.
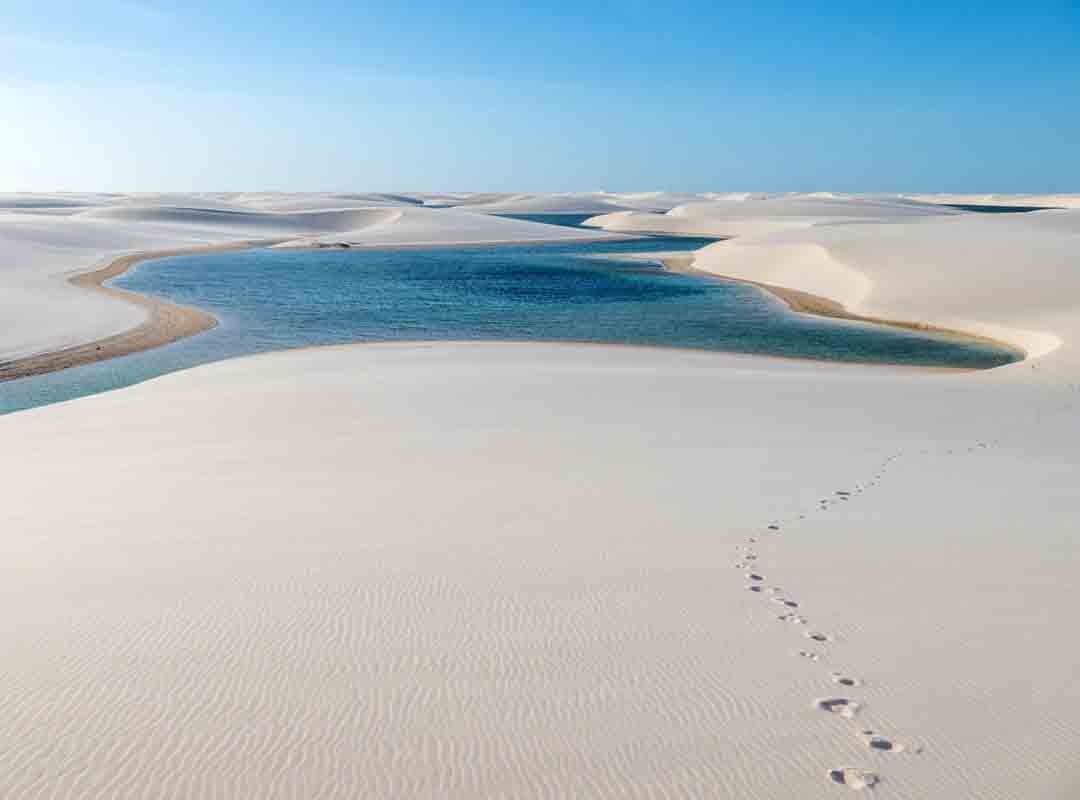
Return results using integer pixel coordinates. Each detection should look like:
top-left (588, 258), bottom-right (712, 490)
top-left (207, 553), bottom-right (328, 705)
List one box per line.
top-left (773, 597), bottom-right (799, 609)
top-left (768, 524), bottom-right (780, 531)
top-left (827, 767), bottom-right (879, 790)
top-left (778, 612), bottom-right (807, 625)
top-left (860, 730), bottom-right (905, 753)
top-left (798, 649), bottom-right (822, 661)
top-left (805, 632), bottom-right (831, 643)
top-left (746, 573), bottom-right (764, 582)
top-left (816, 697), bottom-right (861, 718)
top-left (746, 585), bottom-right (764, 593)
top-left (830, 672), bottom-right (861, 688)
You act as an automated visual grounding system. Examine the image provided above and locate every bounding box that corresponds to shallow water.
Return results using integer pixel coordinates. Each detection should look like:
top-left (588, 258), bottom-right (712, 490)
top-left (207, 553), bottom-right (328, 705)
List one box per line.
top-left (0, 236), bottom-right (1018, 415)
top-left (493, 212), bottom-right (602, 228)
top-left (943, 203), bottom-right (1051, 213)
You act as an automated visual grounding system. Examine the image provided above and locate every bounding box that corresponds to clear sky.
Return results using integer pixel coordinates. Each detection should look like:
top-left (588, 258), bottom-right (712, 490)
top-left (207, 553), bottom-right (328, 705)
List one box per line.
top-left (2, 1), bottom-right (1078, 192)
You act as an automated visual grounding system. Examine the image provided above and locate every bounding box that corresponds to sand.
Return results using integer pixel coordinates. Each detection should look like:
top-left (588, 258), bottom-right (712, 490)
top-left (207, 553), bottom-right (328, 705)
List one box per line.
top-left (0, 243), bottom-right (243, 382)
top-left (584, 194), bottom-right (963, 239)
top-left (1, 193), bottom-right (1079, 798)
top-left (902, 193), bottom-right (1080, 209)
top-left (658, 253), bottom-right (1025, 361)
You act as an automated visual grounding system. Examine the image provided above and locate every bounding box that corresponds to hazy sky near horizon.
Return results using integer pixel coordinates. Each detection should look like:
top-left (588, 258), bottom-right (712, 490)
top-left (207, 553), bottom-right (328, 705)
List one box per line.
top-left (1, 1), bottom-right (1078, 192)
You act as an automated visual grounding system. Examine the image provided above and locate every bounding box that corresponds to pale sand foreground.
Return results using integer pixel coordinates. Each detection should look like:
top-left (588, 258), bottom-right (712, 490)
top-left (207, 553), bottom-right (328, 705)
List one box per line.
top-left (1, 193), bottom-right (1079, 798)
top-left (1, 344), bottom-right (1078, 799)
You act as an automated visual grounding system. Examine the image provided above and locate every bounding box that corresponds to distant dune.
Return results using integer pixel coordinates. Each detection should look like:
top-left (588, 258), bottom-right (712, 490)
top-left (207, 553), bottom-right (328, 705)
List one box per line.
top-left (459, 191), bottom-right (701, 215)
top-left (76, 204), bottom-right (405, 233)
top-left (902, 192), bottom-right (1080, 209)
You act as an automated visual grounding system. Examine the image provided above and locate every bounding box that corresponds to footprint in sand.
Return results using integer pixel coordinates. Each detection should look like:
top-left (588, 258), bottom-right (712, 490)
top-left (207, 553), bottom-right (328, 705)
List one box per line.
top-left (768, 524), bottom-right (780, 531)
top-left (805, 631), bottom-right (831, 643)
top-left (816, 697), bottom-right (861, 718)
top-left (830, 672), bottom-right (861, 687)
top-left (798, 649), bottom-right (822, 661)
top-left (772, 597), bottom-right (799, 609)
top-left (778, 612), bottom-right (807, 625)
top-left (746, 573), bottom-right (764, 582)
top-left (828, 767), bottom-right (879, 790)
top-left (746, 585), bottom-right (764, 593)
top-left (860, 730), bottom-right (905, 753)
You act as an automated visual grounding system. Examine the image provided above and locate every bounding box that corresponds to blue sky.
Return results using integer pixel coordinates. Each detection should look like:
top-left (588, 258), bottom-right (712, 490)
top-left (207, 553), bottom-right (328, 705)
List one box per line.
top-left (2, 1), bottom-right (1078, 192)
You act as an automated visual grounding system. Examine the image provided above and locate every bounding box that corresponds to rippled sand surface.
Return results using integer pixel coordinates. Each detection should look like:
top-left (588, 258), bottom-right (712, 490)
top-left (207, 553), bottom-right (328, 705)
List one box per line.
top-left (1, 342), bottom-right (1078, 798)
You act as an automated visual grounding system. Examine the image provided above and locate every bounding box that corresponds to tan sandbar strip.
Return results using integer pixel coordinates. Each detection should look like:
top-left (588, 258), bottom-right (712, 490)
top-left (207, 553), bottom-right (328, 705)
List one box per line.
top-left (660, 254), bottom-right (1026, 360)
top-left (0, 241), bottom-right (265, 383)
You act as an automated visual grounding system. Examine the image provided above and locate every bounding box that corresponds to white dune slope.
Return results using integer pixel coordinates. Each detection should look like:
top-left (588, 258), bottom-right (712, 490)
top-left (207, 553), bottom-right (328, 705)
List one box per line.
top-left (271, 205), bottom-right (624, 248)
top-left (902, 192), bottom-right (1080, 209)
top-left (0, 195), bottom-right (1079, 798)
top-left (458, 191), bottom-right (708, 215)
top-left (688, 210), bottom-right (1077, 359)
top-left (585, 194), bottom-right (962, 238)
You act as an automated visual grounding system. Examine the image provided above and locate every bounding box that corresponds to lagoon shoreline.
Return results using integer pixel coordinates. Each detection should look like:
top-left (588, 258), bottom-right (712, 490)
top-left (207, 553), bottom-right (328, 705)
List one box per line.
top-left (0, 243), bottom-right (244, 383)
top-left (660, 253), bottom-right (1028, 362)
top-left (0, 233), bottom-right (1022, 386)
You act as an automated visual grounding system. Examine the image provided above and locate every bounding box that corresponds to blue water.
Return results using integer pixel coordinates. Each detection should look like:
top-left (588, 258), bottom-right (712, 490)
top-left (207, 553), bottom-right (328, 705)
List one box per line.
top-left (0, 236), bottom-right (1018, 415)
top-left (494, 212), bottom-right (604, 228)
top-left (944, 203), bottom-right (1052, 213)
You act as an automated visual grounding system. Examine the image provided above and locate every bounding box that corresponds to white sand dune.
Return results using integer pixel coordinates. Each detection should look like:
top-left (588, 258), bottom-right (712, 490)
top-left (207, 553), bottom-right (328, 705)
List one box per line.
top-left (903, 192), bottom-right (1080, 209)
top-left (689, 210), bottom-right (1076, 358)
top-left (610, 191), bottom-right (710, 211)
top-left (77, 204), bottom-right (405, 234)
top-left (403, 192), bottom-right (519, 208)
top-left (453, 192), bottom-right (635, 215)
top-left (224, 192), bottom-right (429, 211)
top-left (271, 206), bottom-right (624, 248)
top-left (455, 191), bottom-right (708, 215)
top-left (586, 193), bottom-right (960, 238)
top-left (0, 193), bottom-right (117, 210)
top-left (666, 194), bottom-right (953, 219)
top-left (0, 194), bottom-right (1079, 798)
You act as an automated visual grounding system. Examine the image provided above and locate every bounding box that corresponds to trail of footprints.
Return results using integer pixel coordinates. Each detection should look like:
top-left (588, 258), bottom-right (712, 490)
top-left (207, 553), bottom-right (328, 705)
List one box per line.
top-left (736, 452), bottom-right (917, 791)
top-left (737, 378), bottom-right (1080, 790)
